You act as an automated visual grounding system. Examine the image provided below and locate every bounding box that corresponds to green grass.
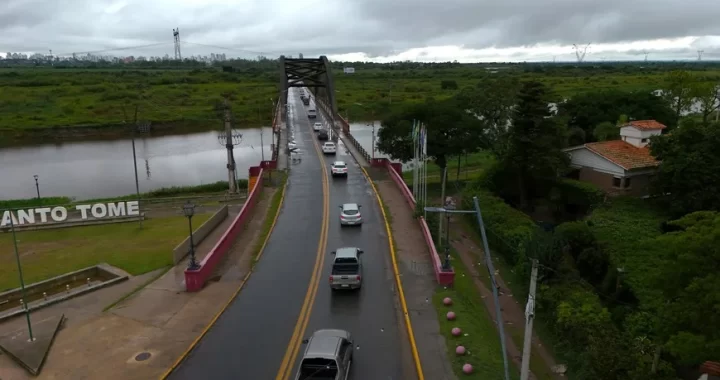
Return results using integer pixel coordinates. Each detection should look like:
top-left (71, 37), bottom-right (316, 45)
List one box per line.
top-left (0, 180), bottom-right (249, 210)
top-left (251, 174), bottom-right (287, 262)
top-left (433, 249), bottom-right (520, 380)
top-left (0, 214), bottom-right (211, 291)
top-left (5, 65), bottom-right (720, 139)
top-left (402, 152), bottom-right (496, 185)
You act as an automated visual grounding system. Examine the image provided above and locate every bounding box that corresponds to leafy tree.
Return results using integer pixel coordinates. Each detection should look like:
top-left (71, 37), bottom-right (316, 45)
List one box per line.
top-left (377, 98), bottom-right (487, 170)
top-left (558, 90), bottom-right (674, 141)
top-left (662, 70), bottom-right (694, 126)
top-left (440, 80), bottom-right (458, 90)
top-left (644, 211), bottom-right (720, 367)
top-left (593, 121), bottom-right (619, 141)
top-left (690, 82), bottom-right (720, 125)
top-left (493, 81), bottom-right (569, 209)
top-left (650, 119), bottom-right (720, 216)
top-left (455, 76), bottom-right (520, 156)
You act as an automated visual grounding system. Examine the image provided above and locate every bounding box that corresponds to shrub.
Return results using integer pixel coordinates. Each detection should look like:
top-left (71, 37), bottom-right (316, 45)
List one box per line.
top-left (552, 178), bottom-right (605, 215)
top-left (461, 186), bottom-right (537, 264)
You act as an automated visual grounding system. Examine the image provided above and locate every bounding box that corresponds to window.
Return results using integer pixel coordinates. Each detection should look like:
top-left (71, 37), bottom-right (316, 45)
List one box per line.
top-left (613, 177), bottom-right (622, 188)
top-left (624, 177), bottom-right (632, 188)
top-left (641, 138), bottom-right (648, 143)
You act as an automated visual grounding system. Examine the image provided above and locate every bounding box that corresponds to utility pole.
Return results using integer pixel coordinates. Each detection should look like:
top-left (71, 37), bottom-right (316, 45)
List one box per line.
top-left (473, 196), bottom-right (511, 380)
top-left (520, 259), bottom-right (539, 380)
top-left (131, 103), bottom-right (143, 228)
top-left (223, 97), bottom-right (238, 194)
top-left (438, 167), bottom-right (448, 244)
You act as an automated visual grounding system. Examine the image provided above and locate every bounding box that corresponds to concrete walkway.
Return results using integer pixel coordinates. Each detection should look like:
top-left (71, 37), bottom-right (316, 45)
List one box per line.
top-left (0, 192), bottom-right (275, 380)
top-left (341, 133), bottom-right (456, 380)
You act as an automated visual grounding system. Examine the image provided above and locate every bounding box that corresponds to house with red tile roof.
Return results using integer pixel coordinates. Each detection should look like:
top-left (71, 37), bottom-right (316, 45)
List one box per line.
top-left (563, 120), bottom-right (666, 196)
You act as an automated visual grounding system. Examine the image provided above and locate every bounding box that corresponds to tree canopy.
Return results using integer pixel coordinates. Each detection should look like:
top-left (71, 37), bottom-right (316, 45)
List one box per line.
top-left (376, 98), bottom-right (487, 169)
top-left (557, 89), bottom-right (675, 142)
top-left (650, 119), bottom-right (720, 216)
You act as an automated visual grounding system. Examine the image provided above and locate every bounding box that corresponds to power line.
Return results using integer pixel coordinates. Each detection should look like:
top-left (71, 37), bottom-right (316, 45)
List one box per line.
top-left (53, 42), bottom-right (171, 57)
top-left (181, 41), bottom-right (267, 56)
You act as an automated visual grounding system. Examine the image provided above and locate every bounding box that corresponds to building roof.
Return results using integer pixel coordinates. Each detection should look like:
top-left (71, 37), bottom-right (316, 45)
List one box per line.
top-left (583, 140), bottom-right (660, 170)
top-left (623, 120), bottom-right (667, 131)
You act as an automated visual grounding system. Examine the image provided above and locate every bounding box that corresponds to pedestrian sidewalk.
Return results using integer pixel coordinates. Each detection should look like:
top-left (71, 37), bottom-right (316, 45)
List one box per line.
top-left (340, 133), bottom-right (456, 380)
top-left (0, 195), bottom-right (274, 380)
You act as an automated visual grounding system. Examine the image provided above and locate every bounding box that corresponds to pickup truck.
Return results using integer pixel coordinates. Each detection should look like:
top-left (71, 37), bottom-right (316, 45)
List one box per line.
top-left (329, 247), bottom-right (363, 291)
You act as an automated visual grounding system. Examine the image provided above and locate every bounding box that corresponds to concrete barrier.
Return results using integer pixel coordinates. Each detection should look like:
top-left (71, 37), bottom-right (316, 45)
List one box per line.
top-left (379, 158), bottom-right (455, 286)
top-left (184, 166), bottom-right (265, 292)
top-left (172, 205), bottom-right (229, 265)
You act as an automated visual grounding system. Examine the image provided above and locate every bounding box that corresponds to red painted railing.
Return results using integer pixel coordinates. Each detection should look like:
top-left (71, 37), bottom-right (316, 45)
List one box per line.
top-left (184, 166), bottom-right (264, 292)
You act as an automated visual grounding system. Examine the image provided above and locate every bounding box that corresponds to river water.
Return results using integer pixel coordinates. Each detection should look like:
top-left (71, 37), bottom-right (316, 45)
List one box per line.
top-left (0, 128), bottom-right (274, 201)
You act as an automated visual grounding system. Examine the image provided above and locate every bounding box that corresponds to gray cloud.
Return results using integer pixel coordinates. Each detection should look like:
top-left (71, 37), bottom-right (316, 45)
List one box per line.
top-left (0, 0), bottom-right (719, 61)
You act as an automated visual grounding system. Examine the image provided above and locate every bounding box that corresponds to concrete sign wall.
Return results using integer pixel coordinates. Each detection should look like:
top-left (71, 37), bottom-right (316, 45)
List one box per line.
top-left (1, 201), bottom-right (140, 227)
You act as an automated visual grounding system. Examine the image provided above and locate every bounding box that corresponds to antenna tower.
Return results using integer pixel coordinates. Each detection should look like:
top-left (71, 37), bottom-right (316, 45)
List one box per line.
top-left (697, 50), bottom-right (704, 61)
top-left (573, 43), bottom-right (591, 63)
top-left (643, 51), bottom-right (649, 62)
top-left (173, 28), bottom-right (182, 60)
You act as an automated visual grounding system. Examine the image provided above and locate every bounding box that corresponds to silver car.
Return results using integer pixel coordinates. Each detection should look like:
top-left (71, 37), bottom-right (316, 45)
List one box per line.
top-left (296, 329), bottom-right (354, 380)
top-left (329, 247), bottom-right (363, 290)
top-left (339, 203), bottom-right (362, 226)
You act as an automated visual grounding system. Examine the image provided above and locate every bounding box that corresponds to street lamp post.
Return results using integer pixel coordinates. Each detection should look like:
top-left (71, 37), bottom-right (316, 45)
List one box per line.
top-left (183, 201), bottom-right (199, 270)
top-left (33, 175), bottom-right (40, 201)
top-left (9, 213), bottom-right (35, 341)
top-left (425, 195), bottom-right (511, 380)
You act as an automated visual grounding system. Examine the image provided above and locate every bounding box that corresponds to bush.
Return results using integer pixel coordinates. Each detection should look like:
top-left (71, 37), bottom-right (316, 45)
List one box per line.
top-left (552, 178), bottom-right (605, 216)
top-left (555, 221), bottom-right (595, 258)
top-left (0, 196), bottom-right (72, 210)
top-left (461, 186), bottom-right (538, 264)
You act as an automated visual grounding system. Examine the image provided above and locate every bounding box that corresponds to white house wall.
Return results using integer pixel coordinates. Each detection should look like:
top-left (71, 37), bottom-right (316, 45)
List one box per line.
top-left (569, 148), bottom-right (625, 176)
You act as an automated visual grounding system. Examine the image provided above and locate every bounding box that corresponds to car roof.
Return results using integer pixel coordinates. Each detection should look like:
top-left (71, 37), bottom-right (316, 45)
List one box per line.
top-left (304, 329), bottom-right (350, 359)
top-left (334, 247), bottom-right (359, 259)
top-left (342, 203), bottom-right (358, 210)
top-left (324, 141), bottom-right (335, 145)
top-left (314, 122), bottom-right (322, 124)
top-left (333, 161), bottom-right (346, 166)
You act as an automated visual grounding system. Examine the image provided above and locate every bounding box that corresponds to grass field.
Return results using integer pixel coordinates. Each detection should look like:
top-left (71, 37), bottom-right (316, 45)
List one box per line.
top-left (401, 151), bottom-right (496, 185)
top-left (4, 65), bottom-right (720, 140)
top-left (0, 214), bottom-right (211, 291)
top-left (433, 249), bottom-right (520, 380)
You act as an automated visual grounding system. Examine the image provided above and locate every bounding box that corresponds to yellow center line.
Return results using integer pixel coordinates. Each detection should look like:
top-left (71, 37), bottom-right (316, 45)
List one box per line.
top-left (275, 117), bottom-right (331, 380)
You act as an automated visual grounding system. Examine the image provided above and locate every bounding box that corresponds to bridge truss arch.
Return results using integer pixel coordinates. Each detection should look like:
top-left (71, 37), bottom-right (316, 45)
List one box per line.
top-left (279, 56), bottom-right (339, 131)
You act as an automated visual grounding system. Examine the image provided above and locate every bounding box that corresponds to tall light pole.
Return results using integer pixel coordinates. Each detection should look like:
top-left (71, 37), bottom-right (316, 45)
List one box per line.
top-left (182, 201), bottom-right (199, 270)
top-left (9, 213), bottom-right (35, 341)
top-left (425, 195), bottom-right (511, 380)
top-left (33, 175), bottom-right (40, 201)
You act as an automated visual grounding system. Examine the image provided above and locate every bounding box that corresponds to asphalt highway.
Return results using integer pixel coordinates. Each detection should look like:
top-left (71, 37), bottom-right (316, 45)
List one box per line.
top-left (291, 105), bottom-right (411, 379)
top-left (169, 89), bottom-right (325, 380)
top-left (169, 89), bottom-right (411, 380)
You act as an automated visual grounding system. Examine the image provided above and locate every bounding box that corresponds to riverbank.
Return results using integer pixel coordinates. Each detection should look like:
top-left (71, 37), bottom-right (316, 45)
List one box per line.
top-left (0, 180), bottom-right (249, 210)
top-left (0, 120), bottom-right (271, 147)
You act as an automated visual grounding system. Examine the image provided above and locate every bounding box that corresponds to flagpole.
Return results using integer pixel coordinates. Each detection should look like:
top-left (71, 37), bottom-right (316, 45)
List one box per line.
top-left (423, 123), bottom-right (428, 220)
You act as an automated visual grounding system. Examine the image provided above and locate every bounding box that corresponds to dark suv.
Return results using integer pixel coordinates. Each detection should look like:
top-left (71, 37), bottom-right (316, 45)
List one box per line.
top-left (318, 130), bottom-right (329, 141)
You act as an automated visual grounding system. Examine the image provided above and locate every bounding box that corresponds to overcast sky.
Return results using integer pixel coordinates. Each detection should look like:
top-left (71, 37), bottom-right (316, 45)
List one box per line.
top-left (2, 0), bottom-right (720, 62)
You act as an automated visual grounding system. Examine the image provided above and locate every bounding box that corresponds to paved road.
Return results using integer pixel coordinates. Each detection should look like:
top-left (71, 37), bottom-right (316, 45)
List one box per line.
top-left (168, 89), bottom-right (325, 380)
top-left (169, 90), bottom-right (411, 380)
top-left (288, 99), bottom-right (411, 379)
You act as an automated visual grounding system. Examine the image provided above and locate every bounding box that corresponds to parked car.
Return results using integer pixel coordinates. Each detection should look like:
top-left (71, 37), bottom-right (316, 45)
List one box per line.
top-left (313, 122), bottom-right (323, 131)
top-left (339, 203), bottom-right (362, 226)
top-left (322, 142), bottom-right (336, 155)
top-left (318, 130), bottom-right (329, 141)
top-left (295, 329), bottom-right (354, 380)
top-left (331, 161), bottom-right (348, 177)
top-left (329, 247), bottom-right (363, 290)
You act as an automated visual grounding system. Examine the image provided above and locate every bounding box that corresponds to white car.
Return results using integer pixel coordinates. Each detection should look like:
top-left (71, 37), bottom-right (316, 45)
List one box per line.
top-left (339, 203), bottom-right (363, 226)
top-left (313, 122), bottom-right (323, 131)
top-left (322, 142), bottom-right (336, 155)
top-left (331, 161), bottom-right (348, 177)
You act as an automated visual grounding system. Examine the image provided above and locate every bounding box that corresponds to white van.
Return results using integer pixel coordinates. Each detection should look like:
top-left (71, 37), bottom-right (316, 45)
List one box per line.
top-left (308, 109), bottom-right (317, 119)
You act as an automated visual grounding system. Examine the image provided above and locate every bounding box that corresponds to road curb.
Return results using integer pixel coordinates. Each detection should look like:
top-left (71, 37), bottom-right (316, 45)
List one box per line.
top-left (158, 179), bottom-right (290, 380)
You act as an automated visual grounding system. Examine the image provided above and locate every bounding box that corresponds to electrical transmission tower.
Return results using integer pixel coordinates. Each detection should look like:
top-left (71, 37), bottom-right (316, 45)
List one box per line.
top-left (173, 28), bottom-right (182, 60)
top-left (573, 43), bottom-right (591, 63)
top-left (644, 50), bottom-right (649, 62)
top-left (698, 50), bottom-right (704, 61)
